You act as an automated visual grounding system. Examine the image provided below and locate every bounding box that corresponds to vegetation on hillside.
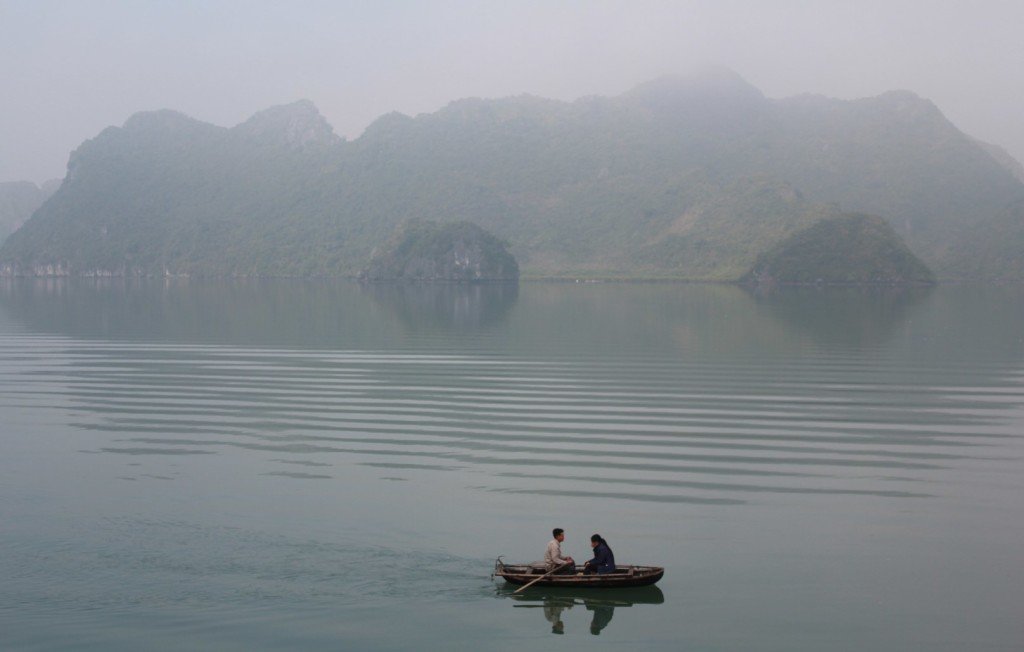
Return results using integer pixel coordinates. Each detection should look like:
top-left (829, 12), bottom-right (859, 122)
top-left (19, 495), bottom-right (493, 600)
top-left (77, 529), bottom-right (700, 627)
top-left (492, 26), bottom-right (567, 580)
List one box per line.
top-left (359, 220), bottom-right (518, 281)
top-left (944, 199), bottom-right (1024, 280)
top-left (742, 213), bottom-right (935, 285)
top-left (1, 69), bottom-right (1021, 280)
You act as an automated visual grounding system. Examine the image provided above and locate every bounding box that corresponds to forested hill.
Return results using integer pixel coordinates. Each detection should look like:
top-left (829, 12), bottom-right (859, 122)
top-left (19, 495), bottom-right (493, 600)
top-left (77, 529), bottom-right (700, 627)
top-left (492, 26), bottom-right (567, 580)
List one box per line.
top-left (359, 220), bottom-right (519, 281)
top-left (743, 214), bottom-right (935, 285)
top-left (3, 67), bottom-right (1022, 280)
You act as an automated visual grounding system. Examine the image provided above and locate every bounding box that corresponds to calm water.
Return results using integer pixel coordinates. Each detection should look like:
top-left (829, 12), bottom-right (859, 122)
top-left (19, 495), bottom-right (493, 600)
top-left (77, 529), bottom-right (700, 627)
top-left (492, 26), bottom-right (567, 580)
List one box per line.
top-left (1, 279), bottom-right (1022, 650)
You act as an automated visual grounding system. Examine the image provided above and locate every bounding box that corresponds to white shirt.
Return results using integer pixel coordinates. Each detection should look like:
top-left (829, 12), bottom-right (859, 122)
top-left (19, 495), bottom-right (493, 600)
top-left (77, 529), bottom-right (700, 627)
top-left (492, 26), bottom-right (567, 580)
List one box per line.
top-left (544, 538), bottom-right (569, 569)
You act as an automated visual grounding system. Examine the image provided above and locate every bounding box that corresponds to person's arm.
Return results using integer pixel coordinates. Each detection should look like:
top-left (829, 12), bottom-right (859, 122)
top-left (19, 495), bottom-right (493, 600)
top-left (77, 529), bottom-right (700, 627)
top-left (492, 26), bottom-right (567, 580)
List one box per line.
top-left (555, 545), bottom-right (573, 565)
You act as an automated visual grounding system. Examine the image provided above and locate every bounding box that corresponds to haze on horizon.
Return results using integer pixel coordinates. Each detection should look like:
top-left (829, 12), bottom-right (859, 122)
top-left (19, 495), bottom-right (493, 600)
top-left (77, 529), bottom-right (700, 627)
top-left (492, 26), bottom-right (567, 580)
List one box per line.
top-left (3, 0), bottom-right (1023, 185)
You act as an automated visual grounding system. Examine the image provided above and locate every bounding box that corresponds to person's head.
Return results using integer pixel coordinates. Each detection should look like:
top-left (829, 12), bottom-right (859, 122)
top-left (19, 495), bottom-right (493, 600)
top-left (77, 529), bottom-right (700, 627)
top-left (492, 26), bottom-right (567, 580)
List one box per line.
top-left (553, 528), bottom-right (564, 542)
top-left (590, 534), bottom-right (603, 548)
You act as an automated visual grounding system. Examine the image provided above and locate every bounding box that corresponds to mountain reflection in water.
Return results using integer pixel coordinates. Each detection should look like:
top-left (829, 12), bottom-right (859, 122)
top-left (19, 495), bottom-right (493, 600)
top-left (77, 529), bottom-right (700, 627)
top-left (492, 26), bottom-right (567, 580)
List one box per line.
top-left (359, 281), bottom-right (519, 334)
top-left (0, 277), bottom-right (520, 344)
top-left (499, 586), bottom-right (665, 636)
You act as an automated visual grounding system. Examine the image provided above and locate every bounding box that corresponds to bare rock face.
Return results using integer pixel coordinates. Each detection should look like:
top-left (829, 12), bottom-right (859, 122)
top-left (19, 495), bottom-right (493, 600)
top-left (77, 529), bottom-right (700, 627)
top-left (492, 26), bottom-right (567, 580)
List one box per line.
top-left (359, 220), bottom-right (519, 282)
top-left (0, 261), bottom-right (69, 277)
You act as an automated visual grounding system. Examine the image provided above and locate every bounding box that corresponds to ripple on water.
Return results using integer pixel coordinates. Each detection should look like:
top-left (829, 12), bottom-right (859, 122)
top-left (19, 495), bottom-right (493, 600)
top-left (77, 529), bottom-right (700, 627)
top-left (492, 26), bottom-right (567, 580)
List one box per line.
top-left (1, 337), bottom-right (1021, 505)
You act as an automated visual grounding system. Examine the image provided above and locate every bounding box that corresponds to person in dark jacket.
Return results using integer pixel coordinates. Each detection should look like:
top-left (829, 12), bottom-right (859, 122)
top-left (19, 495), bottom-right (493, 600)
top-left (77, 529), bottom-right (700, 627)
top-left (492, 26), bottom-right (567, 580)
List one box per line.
top-left (583, 534), bottom-right (616, 575)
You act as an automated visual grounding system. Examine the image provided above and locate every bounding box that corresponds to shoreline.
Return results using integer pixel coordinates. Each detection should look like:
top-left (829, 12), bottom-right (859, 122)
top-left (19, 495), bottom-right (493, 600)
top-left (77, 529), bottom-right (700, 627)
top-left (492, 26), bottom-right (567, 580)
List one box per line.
top-left (0, 273), bottom-right (990, 287)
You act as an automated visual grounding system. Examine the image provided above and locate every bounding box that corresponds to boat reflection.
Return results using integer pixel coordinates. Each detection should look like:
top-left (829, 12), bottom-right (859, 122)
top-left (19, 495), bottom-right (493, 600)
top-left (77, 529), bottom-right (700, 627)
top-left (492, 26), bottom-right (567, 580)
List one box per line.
top-left (497, 585), bottom-right (664, 636)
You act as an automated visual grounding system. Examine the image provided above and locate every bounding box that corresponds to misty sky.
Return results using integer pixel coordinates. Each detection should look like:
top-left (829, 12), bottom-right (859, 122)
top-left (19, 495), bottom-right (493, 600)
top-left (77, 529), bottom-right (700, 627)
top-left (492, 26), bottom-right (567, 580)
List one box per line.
top-left (3, 0), bottom-right (1023, 184)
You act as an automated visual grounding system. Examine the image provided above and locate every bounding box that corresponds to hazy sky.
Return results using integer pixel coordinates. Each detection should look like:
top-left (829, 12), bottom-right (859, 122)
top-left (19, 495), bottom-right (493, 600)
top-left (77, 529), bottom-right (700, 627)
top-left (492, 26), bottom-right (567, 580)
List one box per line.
top-left (3, 0), bottom-right (1023, 184)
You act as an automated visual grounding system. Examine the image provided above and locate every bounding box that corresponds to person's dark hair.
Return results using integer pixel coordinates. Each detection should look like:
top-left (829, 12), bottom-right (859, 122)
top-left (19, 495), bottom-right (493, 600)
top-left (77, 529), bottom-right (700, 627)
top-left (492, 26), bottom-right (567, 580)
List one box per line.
top-left (553, 528), bottom-right (564, 538)
top-left (591, 534), bottom-right (605, 544)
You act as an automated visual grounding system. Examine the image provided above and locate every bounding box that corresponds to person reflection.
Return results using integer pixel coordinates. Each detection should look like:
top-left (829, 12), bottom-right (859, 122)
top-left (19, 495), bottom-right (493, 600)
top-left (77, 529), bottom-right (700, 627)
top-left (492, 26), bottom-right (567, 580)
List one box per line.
top-left (511, 585), bottom-right (662, 636)
top-left (586, 601), bottom-right (614, 635)
top-left (539, 596), bottom-right (617, 635)
top-left (542, 596), bottom-right (573, 635)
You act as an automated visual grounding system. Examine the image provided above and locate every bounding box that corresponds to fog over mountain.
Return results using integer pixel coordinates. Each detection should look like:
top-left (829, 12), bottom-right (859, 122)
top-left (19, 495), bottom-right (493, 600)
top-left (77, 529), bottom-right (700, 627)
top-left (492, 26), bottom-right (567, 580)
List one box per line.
top-left (0, 180), bottom-right (59, 244)
top-left (2, 1), bottom-right (1023, 184)
top-left (2, 68), bottom-right (1020, 280)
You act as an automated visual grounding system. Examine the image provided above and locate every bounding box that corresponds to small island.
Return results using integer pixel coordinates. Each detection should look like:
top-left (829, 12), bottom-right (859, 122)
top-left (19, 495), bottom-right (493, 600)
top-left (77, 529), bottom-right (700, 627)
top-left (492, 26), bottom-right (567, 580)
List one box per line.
top-left (742, 213), bottom-right (935, 285)
top-left (359, 220), bottom-right (519, 282)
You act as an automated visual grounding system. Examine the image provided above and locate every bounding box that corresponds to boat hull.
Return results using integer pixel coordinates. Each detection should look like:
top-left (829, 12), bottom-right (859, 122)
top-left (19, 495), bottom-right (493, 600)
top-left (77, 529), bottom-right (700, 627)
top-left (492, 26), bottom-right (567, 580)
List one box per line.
top-left (494, 563), bottom-right (664, 588)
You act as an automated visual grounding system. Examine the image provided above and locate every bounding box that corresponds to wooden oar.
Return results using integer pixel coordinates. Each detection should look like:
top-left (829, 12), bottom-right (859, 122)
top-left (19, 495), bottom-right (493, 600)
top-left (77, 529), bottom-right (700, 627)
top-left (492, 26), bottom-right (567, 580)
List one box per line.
top-left (513, 562), bottom-right (571, 594)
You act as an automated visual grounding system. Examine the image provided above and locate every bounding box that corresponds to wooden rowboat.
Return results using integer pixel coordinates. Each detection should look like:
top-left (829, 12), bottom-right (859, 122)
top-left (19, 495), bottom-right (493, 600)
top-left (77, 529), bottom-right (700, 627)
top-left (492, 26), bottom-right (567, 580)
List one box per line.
top-left (493, 558), bottom-right (664, 588)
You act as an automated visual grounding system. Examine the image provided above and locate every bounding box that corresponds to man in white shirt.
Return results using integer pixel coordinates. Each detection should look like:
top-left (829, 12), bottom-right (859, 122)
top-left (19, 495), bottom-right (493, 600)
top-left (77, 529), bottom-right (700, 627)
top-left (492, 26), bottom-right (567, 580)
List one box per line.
top-left (544, 528), bottom-right (576, 573)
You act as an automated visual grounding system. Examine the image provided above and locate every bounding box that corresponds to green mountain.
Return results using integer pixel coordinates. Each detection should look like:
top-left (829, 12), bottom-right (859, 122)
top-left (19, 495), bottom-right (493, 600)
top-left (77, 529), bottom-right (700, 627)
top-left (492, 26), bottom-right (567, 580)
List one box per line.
top-left (944, 198), bottom-right (1024, 280)
top-left (0, 180), bottom-right (59, 245)
top-left (359, 219), bottom-right (518, 281)
top-left (2, 68), bottom-right (1022, 279)
top-left (0, 107), bottom-right (341, 277)
top-left (743, 213), bottom-right (935, 285)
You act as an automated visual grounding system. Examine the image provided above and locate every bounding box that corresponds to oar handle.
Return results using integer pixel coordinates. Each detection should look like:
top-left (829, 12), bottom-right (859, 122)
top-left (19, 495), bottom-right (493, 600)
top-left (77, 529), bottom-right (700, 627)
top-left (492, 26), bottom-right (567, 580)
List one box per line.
top-left (513, 561), bottom-right (571, 594)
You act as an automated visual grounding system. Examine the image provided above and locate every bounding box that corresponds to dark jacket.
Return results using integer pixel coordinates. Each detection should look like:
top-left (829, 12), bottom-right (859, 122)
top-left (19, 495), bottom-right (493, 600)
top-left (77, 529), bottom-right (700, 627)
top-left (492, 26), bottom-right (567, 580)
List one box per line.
top-left (586, 541), bottom-right (616, 574)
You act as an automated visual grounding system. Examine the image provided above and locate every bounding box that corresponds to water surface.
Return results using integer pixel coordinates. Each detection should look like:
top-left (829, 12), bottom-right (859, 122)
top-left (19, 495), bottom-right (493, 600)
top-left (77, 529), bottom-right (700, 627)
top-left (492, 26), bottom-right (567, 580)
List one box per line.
top-left (1, 280), bottom-right (1022, 650)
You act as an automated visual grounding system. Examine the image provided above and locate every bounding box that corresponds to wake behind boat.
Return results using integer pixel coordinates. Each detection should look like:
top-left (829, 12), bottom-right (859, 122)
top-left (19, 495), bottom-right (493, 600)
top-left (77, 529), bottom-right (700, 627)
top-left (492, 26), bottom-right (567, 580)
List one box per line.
top-left (494, 558), bottom-right (665, 588)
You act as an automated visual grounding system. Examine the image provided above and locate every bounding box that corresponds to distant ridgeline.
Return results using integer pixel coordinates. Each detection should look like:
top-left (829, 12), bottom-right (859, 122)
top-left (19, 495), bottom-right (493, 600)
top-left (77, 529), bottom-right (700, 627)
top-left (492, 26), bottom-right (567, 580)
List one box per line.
top-left (0, 180), bottom-right (59, 245)
top-left (359, 220), bottom-right (518, 282)
top-left (2, 67), bottom-right (1023, 281)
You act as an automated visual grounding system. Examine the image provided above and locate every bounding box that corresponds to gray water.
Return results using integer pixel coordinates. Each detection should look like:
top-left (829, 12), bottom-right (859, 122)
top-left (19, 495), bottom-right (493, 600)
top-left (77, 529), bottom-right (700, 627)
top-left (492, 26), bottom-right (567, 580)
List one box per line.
top-left (1, 279), bottom-right (1022, 650)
